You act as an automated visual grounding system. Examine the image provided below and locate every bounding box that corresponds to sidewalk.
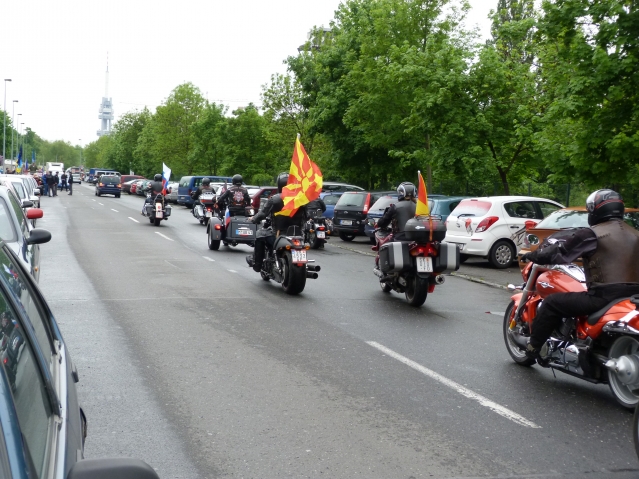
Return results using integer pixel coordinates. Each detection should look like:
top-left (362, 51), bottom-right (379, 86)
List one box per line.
top-left (325, 236), bottom-right (523, 289)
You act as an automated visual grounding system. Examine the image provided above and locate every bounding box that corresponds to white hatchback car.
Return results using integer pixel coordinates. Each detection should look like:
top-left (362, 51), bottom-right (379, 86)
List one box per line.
top-left (444, 196), bottom-right (564, 268)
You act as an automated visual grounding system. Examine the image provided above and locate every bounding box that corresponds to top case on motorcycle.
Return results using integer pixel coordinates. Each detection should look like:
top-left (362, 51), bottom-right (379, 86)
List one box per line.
top-left (226, 216), bottom-right (257, 241)
top-left (379, 242), bottom-right (412, 273)
top-left (404, 217), bottom-right (446, 242)
top-left (433, 242), bottom-right (460, 273)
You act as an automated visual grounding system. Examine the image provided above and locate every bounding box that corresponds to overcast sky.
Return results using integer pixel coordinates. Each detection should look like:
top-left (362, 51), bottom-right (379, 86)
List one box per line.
top-left (1, 0), bottom-right (494, 149)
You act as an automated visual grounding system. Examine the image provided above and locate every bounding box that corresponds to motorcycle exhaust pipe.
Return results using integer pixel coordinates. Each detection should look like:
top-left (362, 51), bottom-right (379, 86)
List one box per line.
top-left (306, 271), bottom-right (318, 279)
top-left (307, 264), bottom-right (321, 272)
top-left (435, 275), bottom-right (445, 285)
top-left (510, 332), bottom-right (530, 350)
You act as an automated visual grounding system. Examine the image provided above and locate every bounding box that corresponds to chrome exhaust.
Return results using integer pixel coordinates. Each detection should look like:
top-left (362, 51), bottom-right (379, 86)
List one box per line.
top-left (435, 275), bottom-right (445, 285)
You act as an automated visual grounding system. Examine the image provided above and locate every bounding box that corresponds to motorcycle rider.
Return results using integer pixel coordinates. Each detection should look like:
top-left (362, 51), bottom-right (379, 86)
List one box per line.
top-left (142, 174), bottom-right (165, 214)
top-left (306, 197), bottom-right (327, 217)
top-left (376, 182), bottom-right (417, 242)
top-left (246, 172), bottom-right (306, 272)
top-left (521, 189), bottom-right (639, 363)
top-left (215, 174), bottom-right (251, 217)
top-left (190, 177), bottom-right (215, 217)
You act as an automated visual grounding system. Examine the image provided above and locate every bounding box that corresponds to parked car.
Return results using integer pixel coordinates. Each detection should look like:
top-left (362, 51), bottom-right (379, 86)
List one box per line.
top-left (120, 174), bottom-right (145, 186)
top-left (0, 186), bottom-right (50, 281)
top-left (177, 175), bottom-right (233, 207)
top-left (130, 179), bottom-right (144, 195)
top-left (136, 180), bottom-right (152, 196)
top-left (95, 175), bottom-right (122, 198)
top-left (249, 186), bottom-right (278, 210)
top-left (333, 191), bottom-right (399, 241)
top-left (320, 192), bottom-right (343, 220)
top-left (87, 168), bottom-right (119, 184)
top-left (444, 196), bottom-right (564, 269)
top-left (517, 206), bottom-right (639, 270)
top-left (122, 179), bottom-right (138, 194)
top-left (166, 182), bottom-right (179, 203)
top-left (321, 182), bottom-right (364, 193)
top-left (0, 176), bottom-right (33, 208)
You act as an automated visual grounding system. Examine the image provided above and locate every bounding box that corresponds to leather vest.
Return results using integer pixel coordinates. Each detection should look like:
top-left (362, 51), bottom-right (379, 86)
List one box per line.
top-left (270, 195), bottom-right (305, 234)
top-left (583, 219), bottom-right (639, 286)
top-left (393, 200), bottom-right (417, 233)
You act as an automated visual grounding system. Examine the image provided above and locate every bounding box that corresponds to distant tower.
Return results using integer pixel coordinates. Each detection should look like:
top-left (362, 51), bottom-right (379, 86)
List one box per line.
top-left (97, 57), bottom-right (113, 137)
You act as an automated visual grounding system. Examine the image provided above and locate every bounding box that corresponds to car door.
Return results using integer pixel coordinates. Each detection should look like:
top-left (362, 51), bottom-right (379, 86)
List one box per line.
top-left (502, 200), bottom-right (540, 249)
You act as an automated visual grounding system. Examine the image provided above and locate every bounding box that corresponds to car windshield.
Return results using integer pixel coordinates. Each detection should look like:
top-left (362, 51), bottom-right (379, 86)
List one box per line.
top-left (100, 177), bottom-right (120, 184)
top-left (451, 199), bottom-right (492, 218)
top-left (537, 209), bottom-right (639, 231)
top-left (0, 198), bottom-right (17, 242)
top-left (336, 192), bottom-right (367, 207)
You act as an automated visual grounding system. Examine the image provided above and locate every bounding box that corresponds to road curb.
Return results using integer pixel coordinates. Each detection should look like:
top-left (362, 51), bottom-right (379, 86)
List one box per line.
top-left (329, 242), bottom-right (510, 290)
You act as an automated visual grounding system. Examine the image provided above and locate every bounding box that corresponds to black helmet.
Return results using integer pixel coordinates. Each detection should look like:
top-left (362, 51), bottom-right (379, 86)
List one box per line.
top-left (232, 174), bottom-right (243, 186)
top-left (154, 174), bottom-right (162, 182)
top-left (397, 182), bottom-right (416, 200)
top-left (586, 189), bottom-right (624, 226)
top-left (276, 172), bottom-right (289, 193)
top-left (202, 177), bottom-right (211, 186)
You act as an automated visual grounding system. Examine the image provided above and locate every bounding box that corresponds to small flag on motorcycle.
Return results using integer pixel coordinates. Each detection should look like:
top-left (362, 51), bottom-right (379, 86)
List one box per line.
top-left (162, 163), bottom-right (172, 195)
top-left (415, 171), bottom-right (430, 217)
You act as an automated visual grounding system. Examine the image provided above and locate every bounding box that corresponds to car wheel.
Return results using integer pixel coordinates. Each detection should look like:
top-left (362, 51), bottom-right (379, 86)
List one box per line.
top-left (339, 232), bottom-right (356, 242)
top-left (489, 240), bottom-right (515, 269)
top-left (116, 194), bottom-right (120, 198)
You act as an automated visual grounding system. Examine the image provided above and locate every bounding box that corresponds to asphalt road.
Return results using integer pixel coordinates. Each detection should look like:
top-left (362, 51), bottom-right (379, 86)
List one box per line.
top-left (36, 184), bottom-right (639, 479)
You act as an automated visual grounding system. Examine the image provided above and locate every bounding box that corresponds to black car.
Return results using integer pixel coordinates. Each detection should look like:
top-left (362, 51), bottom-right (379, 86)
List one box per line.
top-left (333, 191), bottom-right (396, 241)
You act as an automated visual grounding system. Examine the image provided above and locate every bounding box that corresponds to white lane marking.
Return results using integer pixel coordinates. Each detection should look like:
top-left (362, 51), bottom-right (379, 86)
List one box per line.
top-left (91, 199), bottom-right (96, 202)
top-left (366, 341), bottom-right (541, 429)
top-left (98, 202), bottom-right (104, 206)
top-left (128, 217), bottom-right (140, 223)
top-left (228, 269), bottom-right (237, 273)
top-left (111, 209), bottom-right (119, 213)
top-left (203, 256), bottom-right (215, 262)
top-left (155, 232), bottom-right (174, 242)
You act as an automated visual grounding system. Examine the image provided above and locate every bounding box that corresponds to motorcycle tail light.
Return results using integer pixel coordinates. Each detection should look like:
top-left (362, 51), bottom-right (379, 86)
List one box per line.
top-left (214, 224), bottom-right (221, 230)
top-left (475, 216), bottom-right (499, 233)
top-left (318, 226), bottom-right (325, 231)
top-left (292, 239), bottom-right (301, 246)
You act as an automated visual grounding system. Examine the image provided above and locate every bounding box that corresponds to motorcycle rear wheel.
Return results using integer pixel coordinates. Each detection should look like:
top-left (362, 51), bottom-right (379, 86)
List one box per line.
top-left (154, 217), bottom-right (161, 226)
top-left (208, 230), bottom-right (220, 250)
top-left (503, 301), bottom-right (535, 366)
top-left (607, 336), bottom-right (639, 409)
top-left (281, 252), bottom-right (306, 295)
top-left (404, 275), bottom-right (428, 307)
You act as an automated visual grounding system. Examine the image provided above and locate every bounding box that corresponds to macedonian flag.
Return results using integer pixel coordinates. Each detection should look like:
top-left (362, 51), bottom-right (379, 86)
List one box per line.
top-left (275, 136), bottom-right (323, 217)
top-left (415, 170), bottom-right (430, 216)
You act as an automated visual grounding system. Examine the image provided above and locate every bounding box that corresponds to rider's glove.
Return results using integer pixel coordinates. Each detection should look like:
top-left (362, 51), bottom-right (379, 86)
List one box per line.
top-left (520, 252), bottom-right (534, 263)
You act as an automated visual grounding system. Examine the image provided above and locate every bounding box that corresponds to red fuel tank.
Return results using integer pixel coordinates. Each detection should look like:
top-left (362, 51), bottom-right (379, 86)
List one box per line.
top-left (536, 269), bottom-right (586, 298)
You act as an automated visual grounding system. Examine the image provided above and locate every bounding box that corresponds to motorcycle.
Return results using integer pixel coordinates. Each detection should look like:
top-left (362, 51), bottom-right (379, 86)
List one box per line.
top-left (371, 217), bottom-right (459, 307)
top-left (304, 208), bottom-right (332, 249)
top-left (255, 225), bottom-right (319, 295)
top-left (207, 206), bottom-right (256, 251)
top-left (192, 191), bottom-right (216, 225)
top-left (142, 193), bottom-right (172, 226)
top-left (504, 261), bottom-right (639, 409)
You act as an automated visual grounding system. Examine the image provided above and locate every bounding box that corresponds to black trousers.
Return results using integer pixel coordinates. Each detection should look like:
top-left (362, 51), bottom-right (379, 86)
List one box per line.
top-left (530, 293), bottom-right (608, 348)
top-left (253, 235), bottom-right (275, 270)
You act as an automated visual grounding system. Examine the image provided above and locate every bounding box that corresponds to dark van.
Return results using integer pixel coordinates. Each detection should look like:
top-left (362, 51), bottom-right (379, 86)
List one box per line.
top-left (177, 175), bottom-right (233, 207)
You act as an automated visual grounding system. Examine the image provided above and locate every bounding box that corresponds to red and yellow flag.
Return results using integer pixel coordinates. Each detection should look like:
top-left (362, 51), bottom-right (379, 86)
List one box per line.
top-left (415, 170), bottom-right (430, 216)
top-left (275, 136), bottom-right (323, 217)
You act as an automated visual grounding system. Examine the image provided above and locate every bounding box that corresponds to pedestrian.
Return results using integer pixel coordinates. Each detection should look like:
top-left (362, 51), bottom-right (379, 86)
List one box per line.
top-left (53, 173), bottom-right (59, 196)
top-left (46, 172), bottom-right (54, 197)
top-left (68, 172), bottom-right (73, 195)
top-left (61, 173), bottom-right (68, 192)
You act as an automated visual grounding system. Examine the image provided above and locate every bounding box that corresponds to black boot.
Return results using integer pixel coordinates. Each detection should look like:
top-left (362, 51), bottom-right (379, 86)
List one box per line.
top-left (526, 342), bottom-right (549, 367)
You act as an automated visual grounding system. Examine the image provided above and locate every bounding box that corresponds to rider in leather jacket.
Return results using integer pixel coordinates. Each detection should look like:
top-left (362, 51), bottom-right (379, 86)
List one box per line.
top-left (376, 182), bottom-right (417, 241)
top-left (191, 177), bottom-right (215, 215)
top-left (142, 174), bottom-right (165, 213)
top-left (215, 174), bottom-right (251, 217)
top-left (521, 189), bottom-right (639, 363)
top-left (246, 172), bottom-right (306, 272)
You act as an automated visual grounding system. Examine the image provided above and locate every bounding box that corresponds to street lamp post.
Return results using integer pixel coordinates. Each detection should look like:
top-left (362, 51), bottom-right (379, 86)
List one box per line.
top-left (11, 100), bottom-right (17, 164)
top-left (78, 139), bottom-right (82, 166)
top-left (3, 79), bottom-right (11, 163)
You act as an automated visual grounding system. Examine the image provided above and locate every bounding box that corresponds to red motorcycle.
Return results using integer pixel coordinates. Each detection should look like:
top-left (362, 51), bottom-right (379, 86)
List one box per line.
top-left (504, 262), bottom-right (639, 408)
top-left (371, 217), bottom-right (459, 307)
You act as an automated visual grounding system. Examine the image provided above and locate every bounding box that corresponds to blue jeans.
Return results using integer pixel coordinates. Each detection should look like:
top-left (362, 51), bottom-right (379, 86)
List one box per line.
top-left (43, 183), bottom-right (49, 196)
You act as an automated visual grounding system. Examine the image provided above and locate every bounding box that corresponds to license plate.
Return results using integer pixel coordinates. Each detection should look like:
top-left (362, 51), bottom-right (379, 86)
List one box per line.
top-left (156, 212), bottom-right (164, 219)
top-left (291, 249), bottom-right (307, 263)
top-left (341, 220), bottom-right (352, 225)
top-left (316, 231), bottom-right (325, 239)
top-left (236, 229), bottom-right (253, 236)
top-left (416, 256), bottom-right (433, 273)
top-left (206, 211), bottom-right (212, 217)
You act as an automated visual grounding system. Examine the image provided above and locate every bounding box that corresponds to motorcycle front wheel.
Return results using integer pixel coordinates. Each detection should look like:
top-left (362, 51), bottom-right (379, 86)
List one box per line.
top-left (502, 301), bottom-right (535, 366)
top-left (281, 252), bottom-right (306, 295)
top-left (404, 275), bottom-right (428, 307)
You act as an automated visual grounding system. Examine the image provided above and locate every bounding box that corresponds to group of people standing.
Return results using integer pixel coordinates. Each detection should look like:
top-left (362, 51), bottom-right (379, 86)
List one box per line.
top-left (36, 172), bottom-right (74, 197)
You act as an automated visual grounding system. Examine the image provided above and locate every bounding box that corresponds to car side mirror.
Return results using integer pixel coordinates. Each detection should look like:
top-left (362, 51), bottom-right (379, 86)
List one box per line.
top-left (26, 208), bottom-right (44, 220)
top-left (26, 228), bottom-right (51, 245)
top-left (21, 200), bottom-right (33, 208)
top-left (67, 458), bottom-right (160, 479)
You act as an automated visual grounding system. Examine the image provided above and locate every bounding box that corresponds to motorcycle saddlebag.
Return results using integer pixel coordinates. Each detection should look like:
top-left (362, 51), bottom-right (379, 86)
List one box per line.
top-left (404, 217), bottom-right (447, 242)
top-left (165, 204), bottom-right (172, 217)
top-left (379, 242), bottom-right (411, 274)
top-left (145, 204), bottom-right (154, 216)
top-left (226, 217), bottom-right (257, 241)
top-left (434, 242), bottom-right (460, 273)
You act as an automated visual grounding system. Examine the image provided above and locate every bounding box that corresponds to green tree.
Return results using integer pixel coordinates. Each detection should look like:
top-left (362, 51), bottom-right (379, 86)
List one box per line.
top-left (189, 103), bottom-right (227, 176)
top-left (108, 108), bottom-right (152, 175)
